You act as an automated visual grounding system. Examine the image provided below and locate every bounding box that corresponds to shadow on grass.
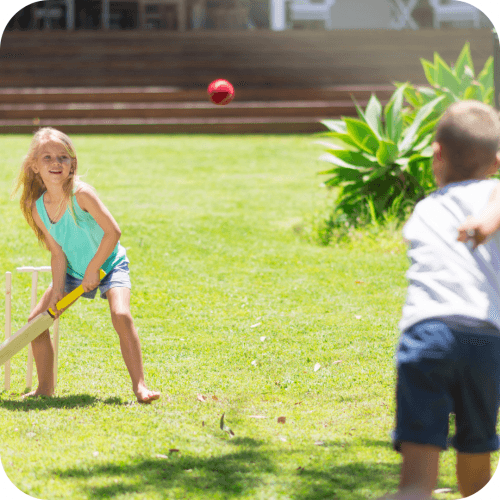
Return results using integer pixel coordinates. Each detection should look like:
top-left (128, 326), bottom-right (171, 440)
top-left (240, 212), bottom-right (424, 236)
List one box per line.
top-left (0, 394), bottom-right (127, 411)
top-left (53, 441), bottom-right (274, 499)
top-left (51, 438), bottom-right (401, 499)
top-left (293, 438), bottom-right (400, 500)
top-left (293, 461), bottom-right (400, 500)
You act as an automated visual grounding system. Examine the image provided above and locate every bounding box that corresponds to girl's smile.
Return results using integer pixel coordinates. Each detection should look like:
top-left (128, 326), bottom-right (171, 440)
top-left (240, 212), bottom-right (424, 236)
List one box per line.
top-left (35, 140), bottom-right (73, 184)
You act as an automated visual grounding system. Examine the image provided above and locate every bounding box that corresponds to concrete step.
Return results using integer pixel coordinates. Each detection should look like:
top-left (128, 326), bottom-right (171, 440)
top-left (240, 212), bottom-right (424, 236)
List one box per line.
top-left (0, 116), bottom-right (330, 134)
top-left (0, 85), bottom-right (396, 104)
top-left (0, 99), bottom-right (370, 120)
top-left (0, 84), bottom-right (398, 134)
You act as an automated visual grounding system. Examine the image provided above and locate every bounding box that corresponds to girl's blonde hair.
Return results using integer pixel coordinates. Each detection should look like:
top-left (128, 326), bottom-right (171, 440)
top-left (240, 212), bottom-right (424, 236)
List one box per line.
top-left (12, 127), bottom-right (80, 249)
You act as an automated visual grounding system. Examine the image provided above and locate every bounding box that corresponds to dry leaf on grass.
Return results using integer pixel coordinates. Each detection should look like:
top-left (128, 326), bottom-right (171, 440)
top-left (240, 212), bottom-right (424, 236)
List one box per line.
top-left (277, 416), bottom-right (286, 424)
top-left (197, 394), bottom-right (207, 402)
top-left (220, 413), bottom-right (235, 437)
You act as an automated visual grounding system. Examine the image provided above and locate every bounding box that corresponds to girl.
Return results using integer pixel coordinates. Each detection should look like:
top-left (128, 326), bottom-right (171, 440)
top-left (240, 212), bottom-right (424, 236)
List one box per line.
top-left (12, 127), bottom-right (160, 404)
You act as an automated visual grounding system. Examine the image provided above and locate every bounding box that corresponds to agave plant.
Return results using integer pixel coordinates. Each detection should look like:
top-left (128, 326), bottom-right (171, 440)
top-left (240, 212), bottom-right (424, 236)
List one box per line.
top-left (318, 42), bottom-right (494, 231)
top-left (399, 42), bottom-right (494, 124)
top-left (318, 84), bottom-right (445, 227)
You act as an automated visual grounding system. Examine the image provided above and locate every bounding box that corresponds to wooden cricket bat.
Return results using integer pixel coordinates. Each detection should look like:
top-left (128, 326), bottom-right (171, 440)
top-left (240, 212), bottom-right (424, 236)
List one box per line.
top-left (0, 269), bottom-right (105, 367)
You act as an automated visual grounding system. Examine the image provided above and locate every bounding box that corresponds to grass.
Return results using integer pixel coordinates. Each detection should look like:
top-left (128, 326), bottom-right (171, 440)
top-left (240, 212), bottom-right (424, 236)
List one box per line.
top-left (0, 134), bottom-right (498, 499)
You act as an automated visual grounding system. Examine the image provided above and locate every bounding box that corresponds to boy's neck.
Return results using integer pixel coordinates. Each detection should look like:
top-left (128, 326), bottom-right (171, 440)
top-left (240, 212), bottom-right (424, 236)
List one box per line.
top-left (440, 174), bottom-right (490, 188)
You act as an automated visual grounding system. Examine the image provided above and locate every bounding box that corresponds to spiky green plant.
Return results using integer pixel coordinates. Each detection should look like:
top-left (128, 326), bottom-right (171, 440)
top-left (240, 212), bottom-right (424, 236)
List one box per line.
top-left (399, 42), bottom-right (494, 123)
top-left (318, 85), bottom-right (445, 230)
top-left (317, 42), bottom-right (495, 239)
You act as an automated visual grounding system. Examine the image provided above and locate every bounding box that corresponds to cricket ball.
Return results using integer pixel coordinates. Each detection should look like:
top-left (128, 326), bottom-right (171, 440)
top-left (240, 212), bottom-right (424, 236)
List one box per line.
top-left (208, 79), bottom-right (235, 105)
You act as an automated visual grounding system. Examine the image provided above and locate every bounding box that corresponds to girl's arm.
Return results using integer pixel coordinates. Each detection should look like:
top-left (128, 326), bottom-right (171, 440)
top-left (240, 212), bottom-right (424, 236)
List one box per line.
top-left (32, 204), bottom-right (67, 318)
top-left (75, 185), bottom-right (121, 292)
top-left (457, 184), bottom-right (500, 249)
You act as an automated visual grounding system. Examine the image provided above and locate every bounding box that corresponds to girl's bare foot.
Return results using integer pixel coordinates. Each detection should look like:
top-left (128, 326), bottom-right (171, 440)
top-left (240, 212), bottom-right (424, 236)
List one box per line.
top-left (21, 388), bottom-right (53, 399)
top-left (135, 386), bottom-right (160, 404)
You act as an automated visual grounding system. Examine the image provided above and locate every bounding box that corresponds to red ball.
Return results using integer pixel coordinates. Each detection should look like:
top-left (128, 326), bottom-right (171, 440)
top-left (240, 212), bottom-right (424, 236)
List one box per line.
top-left (208, 79), bottom-right (235, 105)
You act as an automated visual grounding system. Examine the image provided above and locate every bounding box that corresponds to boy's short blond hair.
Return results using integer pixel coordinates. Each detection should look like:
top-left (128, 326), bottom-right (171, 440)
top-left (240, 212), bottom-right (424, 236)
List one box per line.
top-left (436, 100), bottom-right (500, 180)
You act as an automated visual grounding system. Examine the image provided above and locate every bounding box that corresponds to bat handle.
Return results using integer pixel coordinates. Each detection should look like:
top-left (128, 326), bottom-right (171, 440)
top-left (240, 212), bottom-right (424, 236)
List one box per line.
top-left (48, 269), bottom-right (106, 317)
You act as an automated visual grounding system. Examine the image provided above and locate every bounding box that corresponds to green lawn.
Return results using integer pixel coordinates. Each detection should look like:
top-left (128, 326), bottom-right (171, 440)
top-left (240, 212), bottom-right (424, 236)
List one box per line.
top-left (0, 135), bottom-right (497, 499)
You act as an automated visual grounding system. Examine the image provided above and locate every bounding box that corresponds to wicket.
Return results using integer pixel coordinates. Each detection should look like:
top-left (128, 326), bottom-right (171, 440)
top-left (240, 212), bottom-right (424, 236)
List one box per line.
top-left (4, 267), bottom-right (60, 391)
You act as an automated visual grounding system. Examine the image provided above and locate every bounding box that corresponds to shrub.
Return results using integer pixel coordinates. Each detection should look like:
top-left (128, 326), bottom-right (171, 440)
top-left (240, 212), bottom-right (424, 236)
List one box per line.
top-left (400, 42), bottom-right (494, 122)
top-left (316, 43), bottom-right (495, 242)
top-left (318, 86), bottom-right (444, 230)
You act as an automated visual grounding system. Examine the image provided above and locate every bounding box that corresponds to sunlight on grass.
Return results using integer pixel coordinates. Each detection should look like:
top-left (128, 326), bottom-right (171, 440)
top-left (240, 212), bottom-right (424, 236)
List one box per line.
top-left (0, 135), bottom-right (497, 500)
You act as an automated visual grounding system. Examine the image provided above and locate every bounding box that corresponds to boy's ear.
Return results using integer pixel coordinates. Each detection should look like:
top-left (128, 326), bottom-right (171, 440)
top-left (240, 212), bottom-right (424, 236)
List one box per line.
top-left (432, 141), bottom-right (442, 160)
top-left (484, 152), bottom-right (500, 177)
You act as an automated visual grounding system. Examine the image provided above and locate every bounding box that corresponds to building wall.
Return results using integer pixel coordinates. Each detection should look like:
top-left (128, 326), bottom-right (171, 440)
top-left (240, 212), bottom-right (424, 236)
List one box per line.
top-left (4, 0), bottom-right (494, 32)
top-left (326, 0), bottom-right (393, 30)
top-left (1, 28), bottom-right (494, 88)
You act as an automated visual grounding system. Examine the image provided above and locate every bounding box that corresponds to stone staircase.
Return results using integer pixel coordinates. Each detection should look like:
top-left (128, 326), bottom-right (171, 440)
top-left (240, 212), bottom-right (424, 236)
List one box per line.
top-left (0, 84), bottom-right (394, 134)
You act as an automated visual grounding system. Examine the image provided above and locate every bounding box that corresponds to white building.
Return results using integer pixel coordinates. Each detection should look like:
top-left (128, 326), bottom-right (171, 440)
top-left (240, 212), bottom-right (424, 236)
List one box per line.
top-left (6, 0), bottom-right (490, 32)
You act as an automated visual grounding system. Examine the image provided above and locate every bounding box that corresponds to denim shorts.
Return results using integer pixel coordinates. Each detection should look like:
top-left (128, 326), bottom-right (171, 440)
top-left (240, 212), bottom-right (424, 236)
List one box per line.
top-left (393, 319), bottom-right (500, 454)
top-left (64, 260), bottom-right (131, 300)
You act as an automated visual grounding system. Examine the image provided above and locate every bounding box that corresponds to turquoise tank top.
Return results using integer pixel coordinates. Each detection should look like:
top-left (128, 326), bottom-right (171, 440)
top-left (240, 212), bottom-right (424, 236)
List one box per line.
top-left (36, 192), bottom-right (128, 279)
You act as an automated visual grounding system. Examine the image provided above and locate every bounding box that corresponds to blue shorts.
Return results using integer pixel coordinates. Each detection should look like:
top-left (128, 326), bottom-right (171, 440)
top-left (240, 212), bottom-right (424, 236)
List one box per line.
top-left (393, 320), bottom-right (500, 454)
top-left (64, 260), bottom-right (131, 300)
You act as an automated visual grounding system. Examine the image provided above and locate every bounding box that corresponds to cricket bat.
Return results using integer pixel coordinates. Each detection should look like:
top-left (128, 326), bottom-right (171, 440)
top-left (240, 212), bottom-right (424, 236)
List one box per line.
top-left (0, 269), bottom-right (105, 367)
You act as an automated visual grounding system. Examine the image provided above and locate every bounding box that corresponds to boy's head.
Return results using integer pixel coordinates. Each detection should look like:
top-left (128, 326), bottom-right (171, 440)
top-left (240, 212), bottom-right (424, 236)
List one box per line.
top-left (432, 100), bottom-right (500, 187)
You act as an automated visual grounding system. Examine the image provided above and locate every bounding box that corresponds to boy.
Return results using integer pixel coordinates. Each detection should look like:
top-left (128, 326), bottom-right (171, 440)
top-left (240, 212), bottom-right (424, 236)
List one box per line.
top-left (390, 100), bottom-right (500, 500)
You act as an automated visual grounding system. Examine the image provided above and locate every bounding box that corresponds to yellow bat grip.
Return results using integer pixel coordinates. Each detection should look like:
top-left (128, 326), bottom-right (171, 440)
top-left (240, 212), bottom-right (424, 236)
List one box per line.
top-left (48, 269), bottom-right (106, 317)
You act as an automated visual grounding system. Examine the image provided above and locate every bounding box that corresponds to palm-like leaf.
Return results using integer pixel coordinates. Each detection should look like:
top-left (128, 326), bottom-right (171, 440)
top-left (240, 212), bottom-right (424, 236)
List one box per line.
top-left (399, 96), bottom-right (445, 155)
top-left (316, 42), bottom-right (494, 234)
top-left (454, 42), bottom-right (475, 78)
top-left (318, 85), bottom-right (442, 227)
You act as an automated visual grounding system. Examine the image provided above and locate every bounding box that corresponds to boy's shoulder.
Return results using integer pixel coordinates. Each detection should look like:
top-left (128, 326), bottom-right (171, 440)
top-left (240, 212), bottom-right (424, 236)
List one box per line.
top-left (417, 179), bottom-right (499, 210)
top-left (407, 179), bottom-right (500, 237)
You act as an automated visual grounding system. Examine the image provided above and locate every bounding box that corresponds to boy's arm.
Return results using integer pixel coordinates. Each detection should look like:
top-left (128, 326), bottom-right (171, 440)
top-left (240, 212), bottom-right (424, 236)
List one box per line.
top-left (32, 204), bottom-right (67, 318)
top-left (75, 186), bottom-right (121, 292)
top-left (457, 183), bottom-right (500, 249)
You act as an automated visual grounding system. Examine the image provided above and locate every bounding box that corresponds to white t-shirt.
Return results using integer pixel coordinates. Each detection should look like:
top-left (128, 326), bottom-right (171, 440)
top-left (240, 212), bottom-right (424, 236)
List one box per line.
top-left (400, 179), bottom-right (500, 333)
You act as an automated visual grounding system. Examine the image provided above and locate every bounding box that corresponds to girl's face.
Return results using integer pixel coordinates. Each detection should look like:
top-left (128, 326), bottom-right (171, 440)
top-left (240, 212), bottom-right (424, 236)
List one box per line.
top-left (33, 139), bottom-right (74, 188)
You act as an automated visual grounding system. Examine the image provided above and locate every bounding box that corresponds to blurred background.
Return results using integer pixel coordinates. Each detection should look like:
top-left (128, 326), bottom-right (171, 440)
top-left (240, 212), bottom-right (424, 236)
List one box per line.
top-left (0, 0), bottom-right (496, 133)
